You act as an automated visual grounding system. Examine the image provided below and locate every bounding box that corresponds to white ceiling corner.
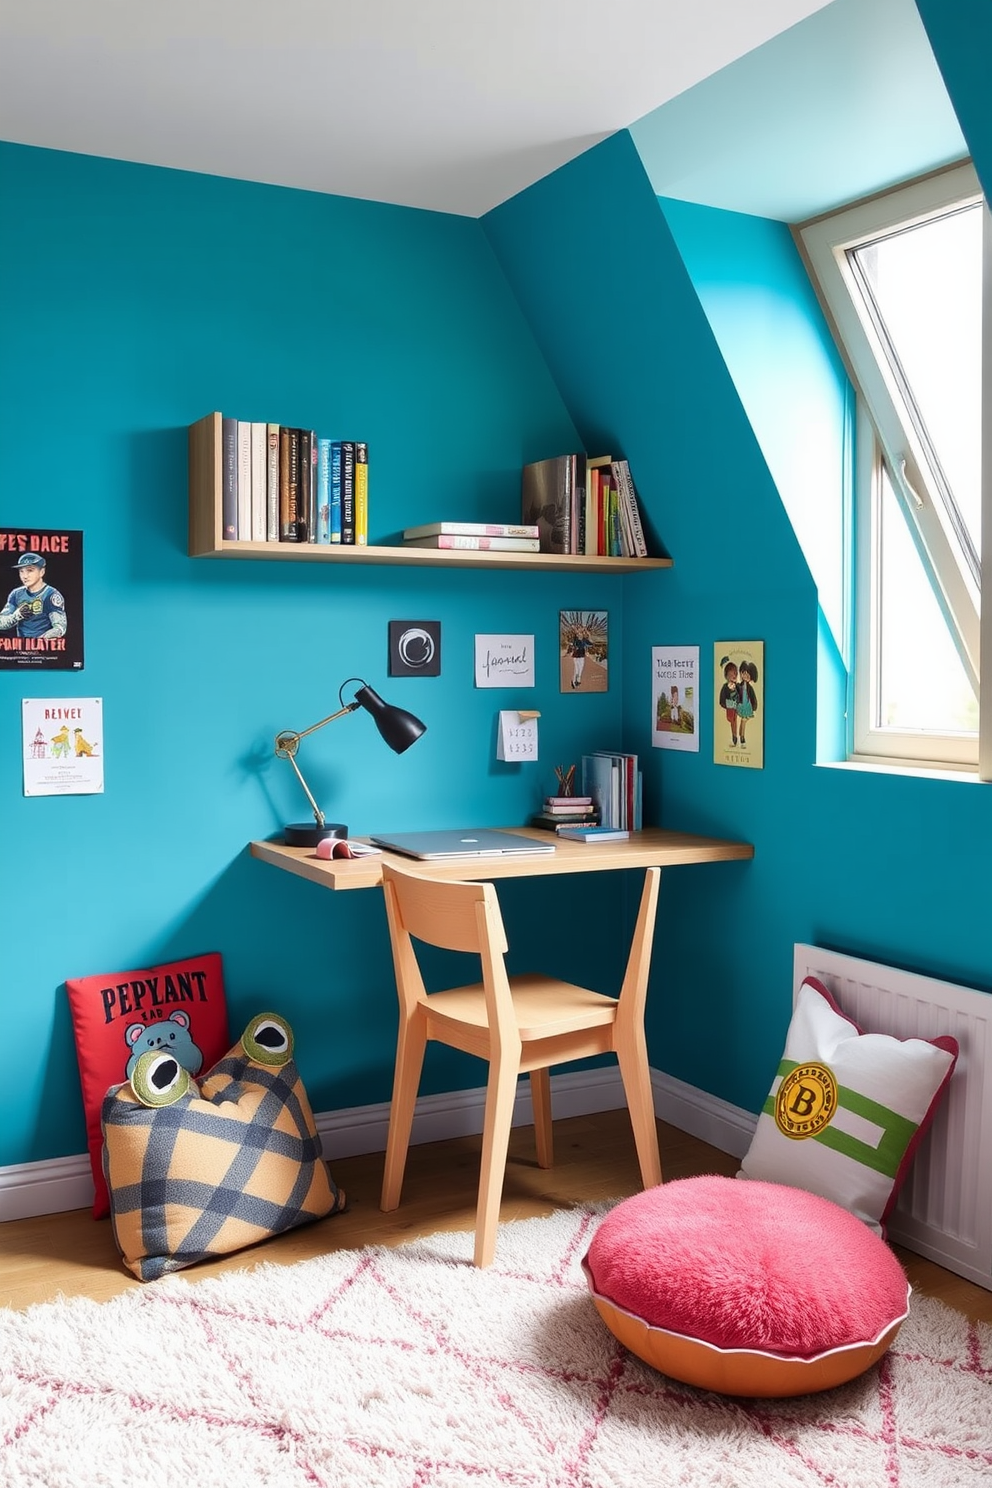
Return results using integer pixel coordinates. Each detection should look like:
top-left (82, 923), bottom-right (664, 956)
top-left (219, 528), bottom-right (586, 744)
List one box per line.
top-left (0, 0), bottom-right (834, 215)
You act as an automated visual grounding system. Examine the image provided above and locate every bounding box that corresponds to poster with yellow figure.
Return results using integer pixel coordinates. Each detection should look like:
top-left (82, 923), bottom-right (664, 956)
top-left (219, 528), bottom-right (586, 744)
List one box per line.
top-left (22, 697), bottom-right (104, 795)
top-left (713, 642), bottom-right (763, 769)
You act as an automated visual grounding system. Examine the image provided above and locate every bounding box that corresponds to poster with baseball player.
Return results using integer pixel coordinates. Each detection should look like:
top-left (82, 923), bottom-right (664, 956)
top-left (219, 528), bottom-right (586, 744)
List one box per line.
top-left (0, 527), bottom-right (84, 670)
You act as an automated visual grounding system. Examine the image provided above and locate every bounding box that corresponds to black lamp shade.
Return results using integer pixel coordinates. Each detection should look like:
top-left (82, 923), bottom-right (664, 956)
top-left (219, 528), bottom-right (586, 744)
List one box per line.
top-left (353, 684), bottom-right (426, 753)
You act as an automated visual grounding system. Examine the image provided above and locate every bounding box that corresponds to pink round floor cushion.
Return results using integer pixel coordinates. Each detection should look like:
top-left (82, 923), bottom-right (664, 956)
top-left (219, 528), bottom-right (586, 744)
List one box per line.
top-left (583, 1175), bottom-right (910, 1397)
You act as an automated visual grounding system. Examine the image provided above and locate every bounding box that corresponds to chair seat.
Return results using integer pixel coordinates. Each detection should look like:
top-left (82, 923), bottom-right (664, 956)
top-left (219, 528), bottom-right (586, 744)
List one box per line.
top-left (426, 974), bottom-right (618, 1039)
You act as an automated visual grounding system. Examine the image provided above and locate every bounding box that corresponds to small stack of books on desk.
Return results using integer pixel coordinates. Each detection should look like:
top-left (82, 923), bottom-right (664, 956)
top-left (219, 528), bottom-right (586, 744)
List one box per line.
top-left (529, 794), bottom-right (601, 834)
top-left (402, 521), bottom-right (540, 552)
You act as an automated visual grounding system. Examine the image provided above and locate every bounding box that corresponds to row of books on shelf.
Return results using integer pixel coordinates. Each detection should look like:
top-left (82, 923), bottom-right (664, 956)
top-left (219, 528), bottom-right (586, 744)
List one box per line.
top-left (221, 417), bottom-right (368, 546)
top-left (401, 521), bottom-right (540, 552)
top-left (521, 454), bottom-right (648, 557)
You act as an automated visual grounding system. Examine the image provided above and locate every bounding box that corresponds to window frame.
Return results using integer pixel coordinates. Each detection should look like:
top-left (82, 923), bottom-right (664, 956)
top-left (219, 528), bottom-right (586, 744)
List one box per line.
top-left (798, 161), bottom-right (986, 771)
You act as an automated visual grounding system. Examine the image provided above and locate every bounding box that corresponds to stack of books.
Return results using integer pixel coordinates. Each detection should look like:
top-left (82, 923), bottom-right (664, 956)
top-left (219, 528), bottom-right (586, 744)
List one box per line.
top-left (402, 521), bottom-right (540, 552)
top-left (520, 453), bottom-right (648, 557)
top-left (529, 794), bottom-right (601, 833)
top-left (581, 752), bottom-right (642, 831)
top-left (222, 417), bottom-right (368, 547)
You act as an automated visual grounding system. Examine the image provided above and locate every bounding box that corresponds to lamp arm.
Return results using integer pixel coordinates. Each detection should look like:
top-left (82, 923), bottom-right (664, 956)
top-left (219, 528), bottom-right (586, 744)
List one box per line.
top-left (283, 700), bottom-right (360, 749)
top-left (283, 750), bottom-right (326, 830)
top-left (273, 698), bottom-right (361, 833)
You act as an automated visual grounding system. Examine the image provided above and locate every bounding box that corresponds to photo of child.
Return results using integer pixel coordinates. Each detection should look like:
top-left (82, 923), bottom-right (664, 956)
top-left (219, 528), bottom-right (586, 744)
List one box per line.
top-left (559, 610), bottom-right (608, 693)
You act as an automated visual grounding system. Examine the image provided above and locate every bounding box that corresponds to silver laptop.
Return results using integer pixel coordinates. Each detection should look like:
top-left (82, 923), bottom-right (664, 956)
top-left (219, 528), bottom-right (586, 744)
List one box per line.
top-left (369, 828), bottom-right (556, 860)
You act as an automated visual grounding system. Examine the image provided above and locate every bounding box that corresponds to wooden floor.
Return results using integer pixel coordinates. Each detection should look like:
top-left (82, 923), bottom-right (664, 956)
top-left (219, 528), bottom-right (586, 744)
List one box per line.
top-left (2, 1109), bottom-right (991, 1321)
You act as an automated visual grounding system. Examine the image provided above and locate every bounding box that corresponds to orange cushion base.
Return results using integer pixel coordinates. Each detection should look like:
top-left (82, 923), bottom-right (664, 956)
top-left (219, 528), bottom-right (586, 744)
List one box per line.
top-left (590, 1295), bottom-right (904, 1398)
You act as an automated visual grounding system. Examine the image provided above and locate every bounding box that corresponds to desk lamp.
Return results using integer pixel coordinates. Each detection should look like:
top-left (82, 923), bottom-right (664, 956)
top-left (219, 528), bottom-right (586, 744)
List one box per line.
top-left (275, 676), bottom-right (426, 847)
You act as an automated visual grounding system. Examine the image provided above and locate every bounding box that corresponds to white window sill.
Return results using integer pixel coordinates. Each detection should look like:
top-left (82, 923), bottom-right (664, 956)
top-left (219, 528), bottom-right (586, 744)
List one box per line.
top-left (816, 757), bottom-right (983, 784)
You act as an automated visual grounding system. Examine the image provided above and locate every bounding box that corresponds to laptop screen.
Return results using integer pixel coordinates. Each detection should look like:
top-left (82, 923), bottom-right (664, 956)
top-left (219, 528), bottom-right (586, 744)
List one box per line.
top-left (369, 828), bottom-right (556, 860)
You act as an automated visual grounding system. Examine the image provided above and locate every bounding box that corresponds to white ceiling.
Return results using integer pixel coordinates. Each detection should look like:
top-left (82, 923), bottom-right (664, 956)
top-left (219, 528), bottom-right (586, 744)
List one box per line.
top-left (0, 0), bottom-right (833, 217)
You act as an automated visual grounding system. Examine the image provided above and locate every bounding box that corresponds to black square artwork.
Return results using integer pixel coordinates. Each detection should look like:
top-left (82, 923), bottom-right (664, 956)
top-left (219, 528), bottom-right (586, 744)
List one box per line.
top-left (388, 620), bottom-right (441, 677)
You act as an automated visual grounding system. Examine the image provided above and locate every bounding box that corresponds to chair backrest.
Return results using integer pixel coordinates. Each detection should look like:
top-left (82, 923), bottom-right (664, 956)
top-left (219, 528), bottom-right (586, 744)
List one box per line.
top-left (381, 863), bottom-right (516, 1030)
top-left (381, 863), bottom-right (507, 955)
top-left (614, 865), bottom-right (661, 1037)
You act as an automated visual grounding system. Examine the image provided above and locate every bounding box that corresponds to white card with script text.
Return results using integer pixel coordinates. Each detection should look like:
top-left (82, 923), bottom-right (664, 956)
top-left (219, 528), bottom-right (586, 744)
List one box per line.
top-left (474, 634), bottom-right (535, 688)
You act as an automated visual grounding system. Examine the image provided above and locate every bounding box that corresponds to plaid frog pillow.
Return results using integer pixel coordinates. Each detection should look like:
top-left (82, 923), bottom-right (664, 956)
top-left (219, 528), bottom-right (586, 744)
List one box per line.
top-left (102, 1012), bottom-right (345, 1281)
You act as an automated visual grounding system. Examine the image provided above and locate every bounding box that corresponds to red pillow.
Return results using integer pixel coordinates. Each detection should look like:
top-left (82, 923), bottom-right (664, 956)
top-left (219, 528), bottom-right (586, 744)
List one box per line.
top-left (66, 952), bottom-right (230, 1218)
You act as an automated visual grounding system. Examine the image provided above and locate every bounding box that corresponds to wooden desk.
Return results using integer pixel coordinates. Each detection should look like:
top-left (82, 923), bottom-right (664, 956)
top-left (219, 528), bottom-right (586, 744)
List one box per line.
top-left (249, 826), bottom-right (753, 891)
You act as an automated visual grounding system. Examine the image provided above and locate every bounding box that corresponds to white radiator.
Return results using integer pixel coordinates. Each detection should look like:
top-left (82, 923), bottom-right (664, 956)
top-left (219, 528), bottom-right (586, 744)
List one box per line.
top-left (794, 944), bottom-right (992, 1291)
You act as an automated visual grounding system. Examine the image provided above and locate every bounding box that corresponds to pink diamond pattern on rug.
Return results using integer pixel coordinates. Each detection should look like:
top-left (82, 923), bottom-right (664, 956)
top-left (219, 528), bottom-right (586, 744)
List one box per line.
top-left (1, 1206), bottom-right (990, 1487)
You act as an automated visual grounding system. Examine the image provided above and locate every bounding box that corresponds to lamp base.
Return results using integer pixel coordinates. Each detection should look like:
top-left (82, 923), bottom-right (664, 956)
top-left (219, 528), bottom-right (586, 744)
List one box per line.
top-left (284, 822), bottom-right (348, 848)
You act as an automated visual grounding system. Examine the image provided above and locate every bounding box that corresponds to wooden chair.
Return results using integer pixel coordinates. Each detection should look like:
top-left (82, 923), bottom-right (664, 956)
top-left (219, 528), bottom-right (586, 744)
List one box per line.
top-left (379, 861), bottom-right (663, 1266)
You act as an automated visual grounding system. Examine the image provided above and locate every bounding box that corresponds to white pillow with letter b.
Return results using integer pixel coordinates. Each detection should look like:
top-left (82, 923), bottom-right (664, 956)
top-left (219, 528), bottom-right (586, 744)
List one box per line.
top-left (739, 977), bottom-right (958, 1235)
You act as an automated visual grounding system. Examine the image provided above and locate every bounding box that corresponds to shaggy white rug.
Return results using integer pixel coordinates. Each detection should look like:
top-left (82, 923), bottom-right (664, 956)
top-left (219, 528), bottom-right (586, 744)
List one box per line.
top-left (1, 1206), bottom-right (990, 1487)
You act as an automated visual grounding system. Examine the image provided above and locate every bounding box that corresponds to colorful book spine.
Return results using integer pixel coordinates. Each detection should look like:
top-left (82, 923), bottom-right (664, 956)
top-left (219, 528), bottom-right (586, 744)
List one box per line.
top-left (298, 429), bottom-right (313, 543)
top-left (265, 424), bottom-right (280, 542)
top-left (612, 459), bottom-right (648, 557)
top-left (316, 437), bottom-right (332, 545)
top-left (221, 416), bottom-right (238, 541)
top-left (250, 422), bottom-right (267, 542)
top-left (330, 441), bottom-right (342, 543)
top-left (404, 534), bottom-right (540, 551)
top-left (280, 426), bottom-right (300, 542)
top-left (309, 431), bottom-right (319, 543)
top-left (236, 421), bottom-right (252, 540)
top-left (530, 812), bottom-right (601, 832)
top-left (354, 441), bottom-right (368, 545)
top-left (340, 441), bottom-right (356, 544)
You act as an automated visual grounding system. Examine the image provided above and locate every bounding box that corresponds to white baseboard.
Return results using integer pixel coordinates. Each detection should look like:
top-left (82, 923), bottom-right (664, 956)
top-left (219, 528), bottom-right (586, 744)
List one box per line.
top-left (0, 1152), bottom-right (96, 1224)
top-left (0, 1067), bottom-right (758, 1224)
top-left (651, 1069), bottom-right (757, 1160)
top-left (316, 1063), bottom-right (632, 1159)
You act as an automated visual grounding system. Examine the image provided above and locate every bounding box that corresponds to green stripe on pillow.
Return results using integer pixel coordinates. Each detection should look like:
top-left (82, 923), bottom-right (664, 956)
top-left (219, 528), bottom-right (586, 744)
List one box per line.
top-left (762, 1061), bottom-right (918, 1178)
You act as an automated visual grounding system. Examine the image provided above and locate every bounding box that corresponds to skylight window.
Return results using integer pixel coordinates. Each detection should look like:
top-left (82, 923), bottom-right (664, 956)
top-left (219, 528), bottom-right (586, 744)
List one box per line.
top-left (799, 162), bottom-right (987, 769)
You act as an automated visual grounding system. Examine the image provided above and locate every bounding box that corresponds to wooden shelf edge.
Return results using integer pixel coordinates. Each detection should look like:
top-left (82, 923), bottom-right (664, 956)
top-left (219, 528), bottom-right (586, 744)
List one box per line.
top-left (189, 539), bottom-right (672, 572)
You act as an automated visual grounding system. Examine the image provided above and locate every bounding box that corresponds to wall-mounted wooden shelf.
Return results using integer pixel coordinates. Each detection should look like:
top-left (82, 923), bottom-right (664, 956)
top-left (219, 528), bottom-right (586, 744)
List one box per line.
top-left (188, 413), bottom-right (672, 574)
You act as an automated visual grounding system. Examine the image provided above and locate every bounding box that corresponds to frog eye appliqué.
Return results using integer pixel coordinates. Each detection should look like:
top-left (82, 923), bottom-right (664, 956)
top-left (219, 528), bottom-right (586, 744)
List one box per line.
top-left (242, 1013), bottom-right (294, 1066)
top-left (130, 1051), bottom-right (192, 1107)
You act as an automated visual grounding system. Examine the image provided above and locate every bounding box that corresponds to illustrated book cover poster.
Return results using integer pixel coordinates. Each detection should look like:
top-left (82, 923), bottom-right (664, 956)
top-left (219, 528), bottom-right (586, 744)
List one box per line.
top-left (560, 610), bottom-right (608, 693)
top-left (23, 697), bottom-right (104, 796)
top-left (713, 642), bottom-right (764, 768)
top-left (0, 528), bottom-right (84, 670)
top-left (652, 645), bottom-right (699, 750)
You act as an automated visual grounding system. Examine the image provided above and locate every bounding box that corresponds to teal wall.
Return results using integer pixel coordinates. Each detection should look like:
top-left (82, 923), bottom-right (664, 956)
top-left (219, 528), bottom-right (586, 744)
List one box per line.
top-left (484, 126), bottom-right (992, 1114)
top-left (916, 0), bottom-right (992, 203)
top-left (0, 142), bottom-right (630, 1169)
top-left (658, 196), bottom-right (851, 760)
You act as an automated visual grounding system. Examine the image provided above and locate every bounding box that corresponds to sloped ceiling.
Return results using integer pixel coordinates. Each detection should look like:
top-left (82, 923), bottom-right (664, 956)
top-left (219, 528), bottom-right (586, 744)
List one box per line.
top-left (631, 0), bottom-right (966, 222)
top-left (0, 0), bottom-right (832, 216)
